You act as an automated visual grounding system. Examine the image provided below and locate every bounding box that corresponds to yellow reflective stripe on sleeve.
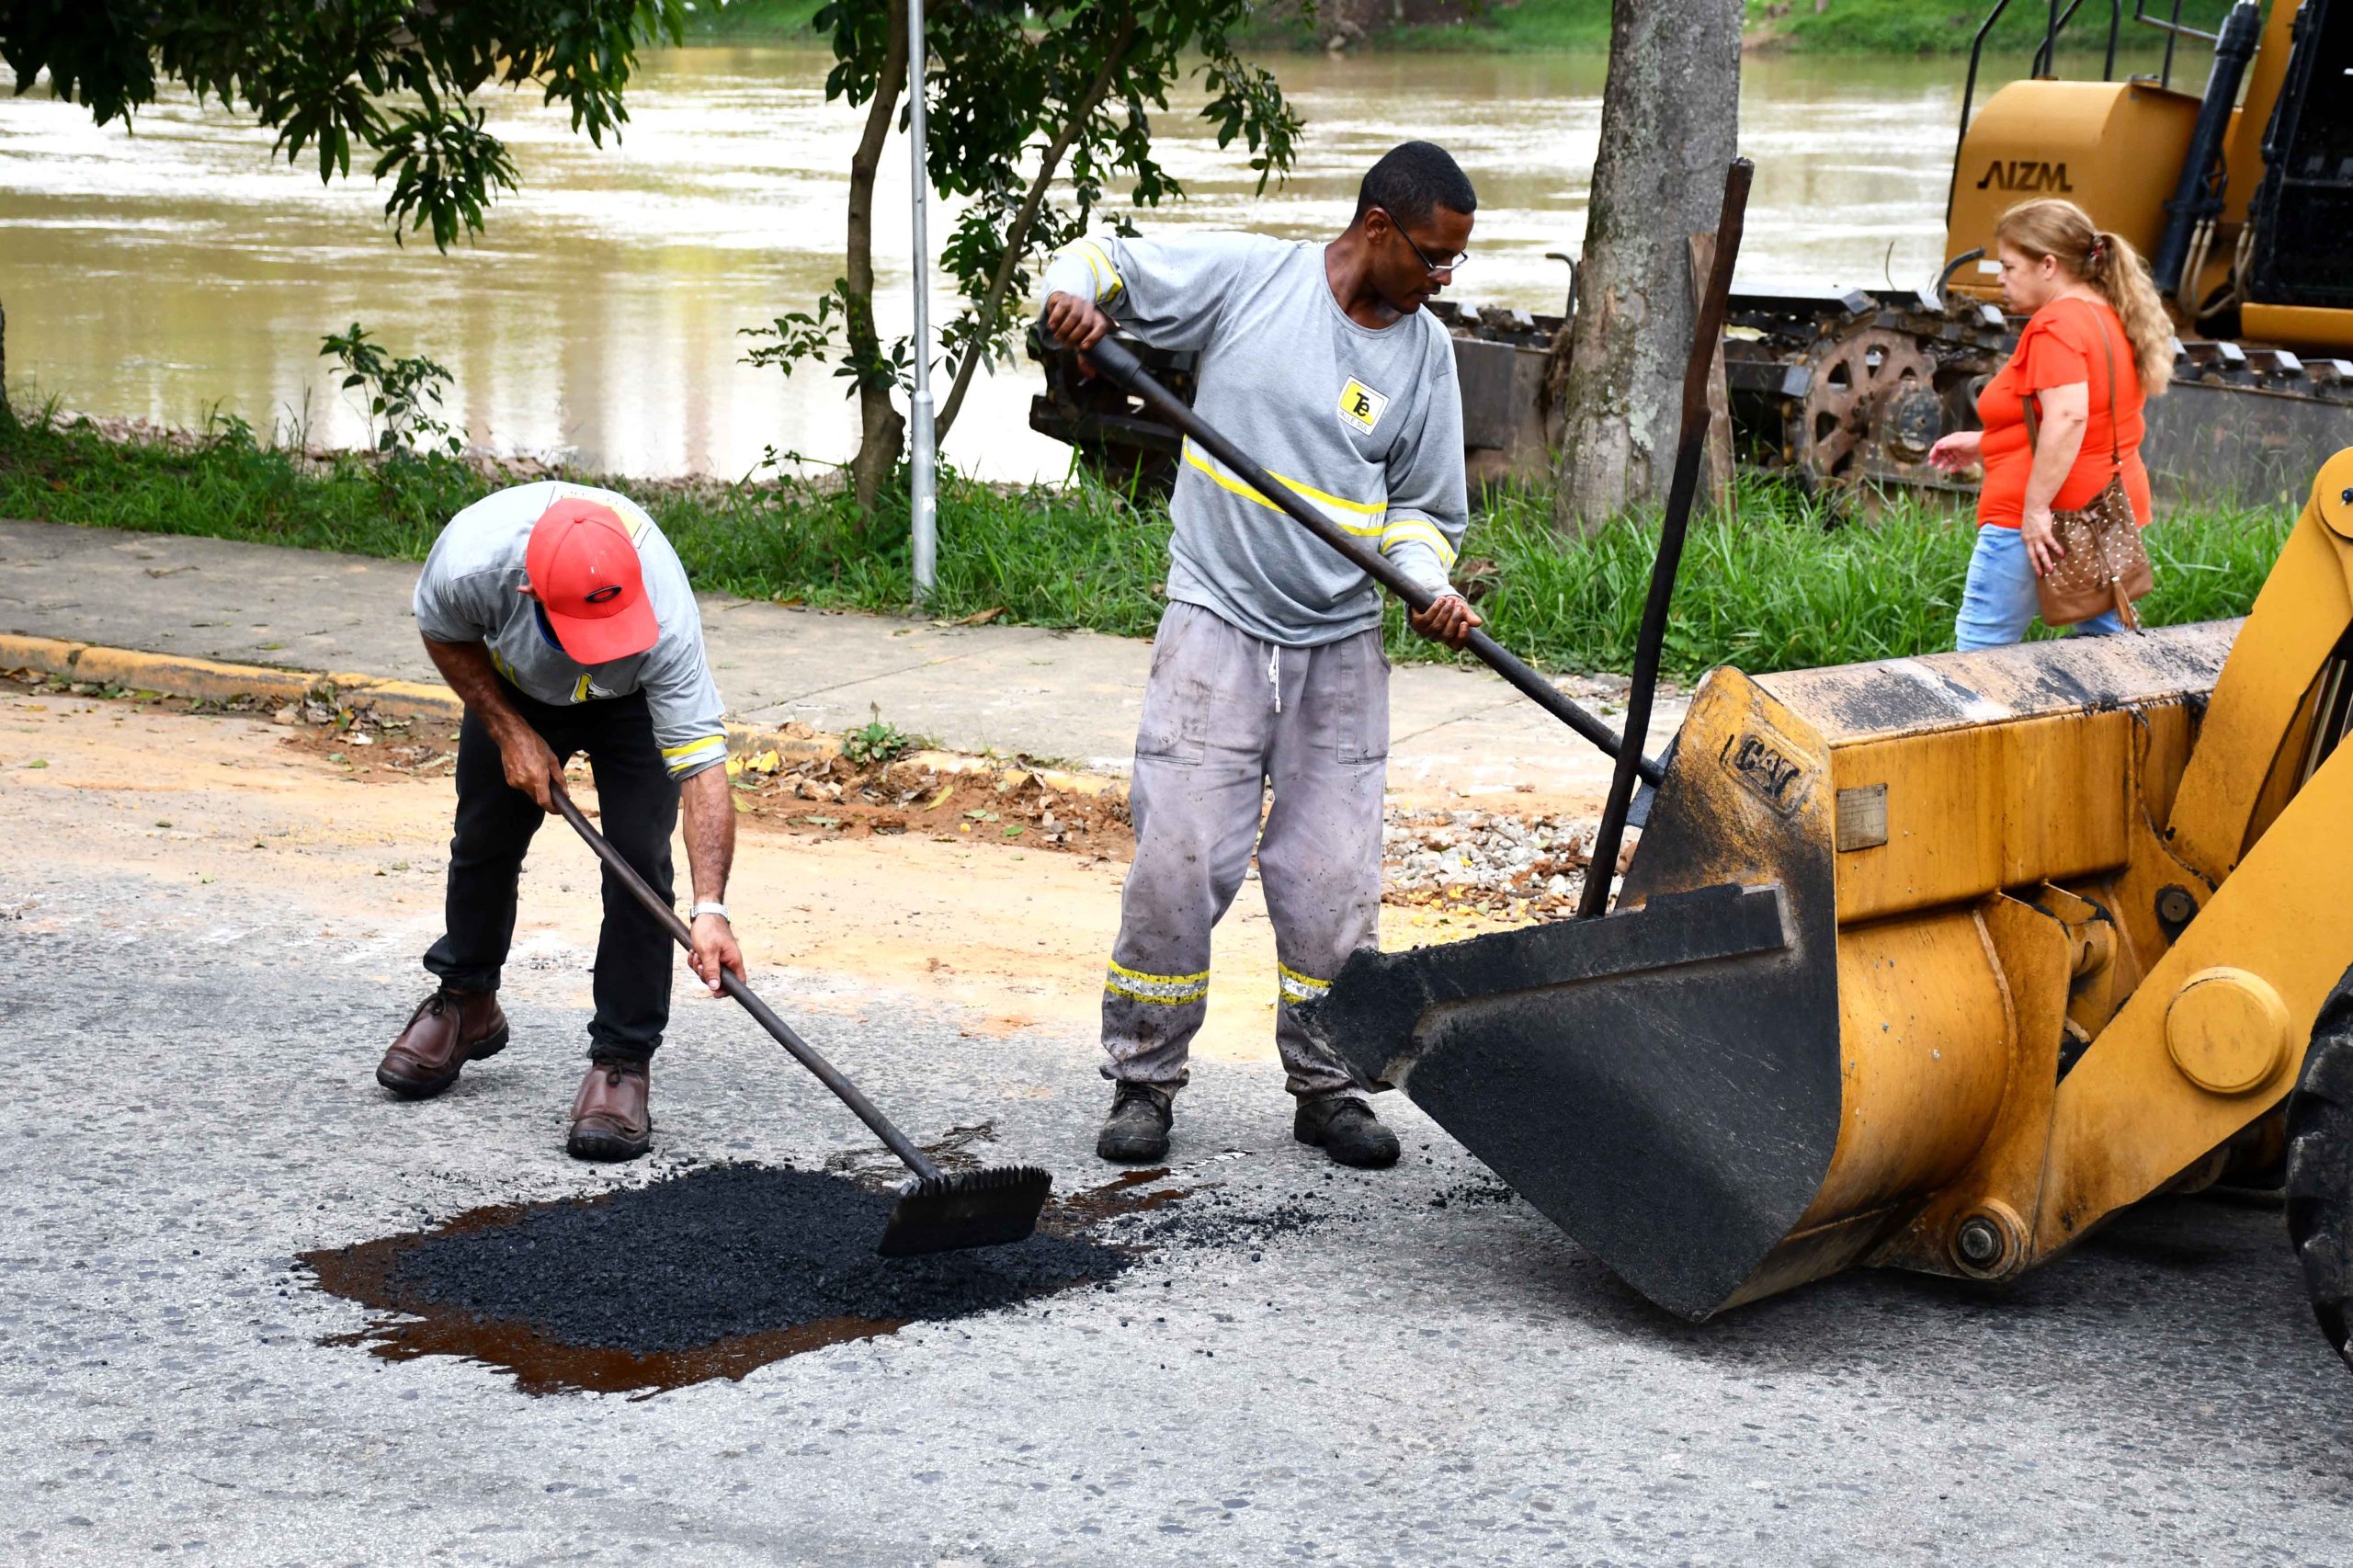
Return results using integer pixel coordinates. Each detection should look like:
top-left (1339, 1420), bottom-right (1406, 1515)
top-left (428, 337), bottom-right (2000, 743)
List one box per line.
top-left (1277, 962), bottom-right (1333, 1005)
top-left (1074, 239), bottom-right (1124, 302)
top-left (1379, 517), bottom-right (1459, 568)
top-left (1180, 441), bottom-right (1386, 539)
top-left (1104, 958), bottom-right (1210, 1006)
top-left (662, 735), bottom-right (728, 776)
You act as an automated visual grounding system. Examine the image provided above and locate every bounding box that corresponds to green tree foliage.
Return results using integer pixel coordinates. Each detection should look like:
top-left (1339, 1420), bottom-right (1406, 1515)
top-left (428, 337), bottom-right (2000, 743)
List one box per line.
top-left (0, 0), bottom-right (685, 250)
top-left (765, 0), bottom-right (1300, 509)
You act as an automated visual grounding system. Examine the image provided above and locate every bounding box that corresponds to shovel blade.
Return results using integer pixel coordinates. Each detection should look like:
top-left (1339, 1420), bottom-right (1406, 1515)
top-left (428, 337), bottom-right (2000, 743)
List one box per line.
top-left (878, 1165), bottom-right (1055, 1256)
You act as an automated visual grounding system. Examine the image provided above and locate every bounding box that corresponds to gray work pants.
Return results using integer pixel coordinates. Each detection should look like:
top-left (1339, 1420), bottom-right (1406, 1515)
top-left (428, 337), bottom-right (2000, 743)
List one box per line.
top-left (1101, 601), bottom-right (1388, 1100)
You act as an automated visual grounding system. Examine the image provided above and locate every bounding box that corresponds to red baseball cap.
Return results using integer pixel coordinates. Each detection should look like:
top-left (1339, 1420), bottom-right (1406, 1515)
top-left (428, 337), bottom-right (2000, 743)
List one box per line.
top-left (524, 497), bottom-right (658, 665)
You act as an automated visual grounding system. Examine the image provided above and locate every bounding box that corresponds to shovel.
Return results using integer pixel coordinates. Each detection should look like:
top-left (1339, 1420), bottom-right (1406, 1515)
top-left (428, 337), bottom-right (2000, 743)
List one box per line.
top-left (551, 786), bottom-right (1051, 1256)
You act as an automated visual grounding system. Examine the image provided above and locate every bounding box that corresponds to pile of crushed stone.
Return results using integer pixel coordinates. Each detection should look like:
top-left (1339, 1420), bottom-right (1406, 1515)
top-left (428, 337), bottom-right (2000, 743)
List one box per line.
top-left (1383, 808), bottom-right (1597, 915)
top-left (377, 1165), bottom-right (1128, 1355)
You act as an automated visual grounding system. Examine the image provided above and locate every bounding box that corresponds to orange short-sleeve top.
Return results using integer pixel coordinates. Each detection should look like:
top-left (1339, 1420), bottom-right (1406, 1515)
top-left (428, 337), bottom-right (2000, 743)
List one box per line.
top-left (1974, 296), bottom-right (2152, 530)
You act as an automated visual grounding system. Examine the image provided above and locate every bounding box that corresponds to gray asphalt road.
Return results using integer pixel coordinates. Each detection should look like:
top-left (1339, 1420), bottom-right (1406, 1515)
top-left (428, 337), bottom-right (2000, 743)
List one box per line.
top-left (6, 862), bottom-right (2353, 1566)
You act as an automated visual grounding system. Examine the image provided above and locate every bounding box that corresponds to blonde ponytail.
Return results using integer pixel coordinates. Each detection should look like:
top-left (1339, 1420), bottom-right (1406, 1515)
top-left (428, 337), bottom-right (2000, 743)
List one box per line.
top-left (1995, 199), bottom-right (2175, 397)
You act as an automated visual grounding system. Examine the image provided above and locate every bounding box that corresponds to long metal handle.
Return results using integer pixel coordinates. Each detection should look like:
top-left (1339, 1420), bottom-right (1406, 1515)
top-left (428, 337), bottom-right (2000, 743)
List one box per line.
top-left (551, 787), bottom-right (943, 1183)
top-left (1576, 159), bottom-right (1755, 920)
top-left (1076, 335), bottom-right (1663, 786)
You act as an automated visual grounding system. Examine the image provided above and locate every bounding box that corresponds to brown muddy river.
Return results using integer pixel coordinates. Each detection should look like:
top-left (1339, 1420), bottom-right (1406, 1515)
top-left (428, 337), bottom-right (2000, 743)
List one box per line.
top-left (2, 46), bottom-right (2123, 481)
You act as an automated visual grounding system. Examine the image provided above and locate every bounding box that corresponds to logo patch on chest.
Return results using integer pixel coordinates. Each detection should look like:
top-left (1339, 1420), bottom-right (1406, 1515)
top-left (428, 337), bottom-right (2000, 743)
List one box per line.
top-left (1337, 377), bottom-right (1391, 436)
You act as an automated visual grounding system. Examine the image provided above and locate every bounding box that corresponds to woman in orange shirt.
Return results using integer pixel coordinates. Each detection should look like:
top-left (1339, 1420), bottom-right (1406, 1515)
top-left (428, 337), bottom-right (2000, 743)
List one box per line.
top-left (1928, 198), bottom-right (2175, 650)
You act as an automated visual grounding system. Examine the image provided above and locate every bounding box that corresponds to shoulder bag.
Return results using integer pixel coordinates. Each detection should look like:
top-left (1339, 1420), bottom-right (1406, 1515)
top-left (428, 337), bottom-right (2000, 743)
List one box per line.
top-left (2022, 312), bottom-right (2154, 631)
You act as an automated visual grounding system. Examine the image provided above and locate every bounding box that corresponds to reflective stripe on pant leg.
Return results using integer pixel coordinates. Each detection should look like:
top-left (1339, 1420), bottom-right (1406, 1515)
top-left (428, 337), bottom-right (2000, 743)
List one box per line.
top-left (1277, 963), bottom-right (1330, 1006)
top-left (1106, 959), bottom-right (1211, 1006)
top-left (1256, 627), bottom-right (1386, 1100)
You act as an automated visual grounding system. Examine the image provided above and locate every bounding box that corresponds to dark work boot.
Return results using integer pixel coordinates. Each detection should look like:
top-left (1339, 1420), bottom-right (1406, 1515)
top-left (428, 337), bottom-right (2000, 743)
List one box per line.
top-left (1096, 1083), bottom-right (1173, 1165)
top-left (568, 1059), bottom-right (653, 1162)
top-left (1293, 1095), bottom-right (1400, 1170)
top-left (377, 988), bottom-right (509, 1099)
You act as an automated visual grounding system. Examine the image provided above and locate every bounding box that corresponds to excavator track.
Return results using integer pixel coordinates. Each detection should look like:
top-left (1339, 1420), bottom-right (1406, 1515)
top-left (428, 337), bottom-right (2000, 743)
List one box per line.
top-left (1031, 293), bottom-right (2353, 505)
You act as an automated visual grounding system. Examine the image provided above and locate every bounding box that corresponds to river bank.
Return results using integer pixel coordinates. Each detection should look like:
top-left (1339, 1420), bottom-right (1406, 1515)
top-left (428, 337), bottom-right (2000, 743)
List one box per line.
top-left (0, 406), bottom-right (2290, 680)
top-left (684, 0), bottom-right (2229, 56)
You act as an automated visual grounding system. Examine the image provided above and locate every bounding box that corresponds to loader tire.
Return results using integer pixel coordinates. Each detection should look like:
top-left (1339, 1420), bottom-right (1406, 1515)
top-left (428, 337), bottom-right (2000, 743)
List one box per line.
top-left (2284, 964), bottom-right (2353, 1371)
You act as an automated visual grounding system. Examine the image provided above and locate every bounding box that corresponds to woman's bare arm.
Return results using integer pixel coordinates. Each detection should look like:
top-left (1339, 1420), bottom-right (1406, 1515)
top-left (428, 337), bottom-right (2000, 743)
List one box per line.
top-left (2020, 380), bottom-right (2088, 576)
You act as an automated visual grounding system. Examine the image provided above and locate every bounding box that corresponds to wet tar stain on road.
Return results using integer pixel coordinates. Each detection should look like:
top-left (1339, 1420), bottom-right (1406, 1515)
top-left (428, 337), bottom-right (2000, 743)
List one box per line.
top-left (302, 1164), bottom-right (1135, 1397)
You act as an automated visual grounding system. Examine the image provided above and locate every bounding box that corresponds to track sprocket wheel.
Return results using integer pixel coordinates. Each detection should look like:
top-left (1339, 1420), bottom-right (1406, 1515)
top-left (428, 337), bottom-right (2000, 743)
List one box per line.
top-left (2284, 962), bottom-right (2353, 1372)
top-left (1788, 327), bottom-right (1938, 489)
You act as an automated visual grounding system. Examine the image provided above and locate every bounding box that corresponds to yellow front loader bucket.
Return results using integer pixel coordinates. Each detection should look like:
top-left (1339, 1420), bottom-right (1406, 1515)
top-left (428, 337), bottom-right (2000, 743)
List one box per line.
top-left (1308, 452), bottom-right (2353, 1338)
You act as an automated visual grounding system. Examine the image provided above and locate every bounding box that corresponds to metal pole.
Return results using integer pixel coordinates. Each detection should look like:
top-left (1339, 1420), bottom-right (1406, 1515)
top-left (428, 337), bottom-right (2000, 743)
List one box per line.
top-left (905, 0), bottom-right (938, 607)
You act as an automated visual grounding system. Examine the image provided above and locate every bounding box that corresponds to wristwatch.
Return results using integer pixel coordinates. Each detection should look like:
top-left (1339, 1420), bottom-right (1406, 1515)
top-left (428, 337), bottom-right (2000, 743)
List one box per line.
top-left (689, 901), bottom-right (731, 921)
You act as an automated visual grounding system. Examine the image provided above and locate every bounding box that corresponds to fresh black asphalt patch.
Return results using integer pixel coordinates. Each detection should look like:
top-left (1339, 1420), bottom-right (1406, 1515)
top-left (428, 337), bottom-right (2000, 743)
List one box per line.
top-left (303, 1163), bottom-right (1133, 1395)
top-left (301, 1157), bottom-right (1506, 1395)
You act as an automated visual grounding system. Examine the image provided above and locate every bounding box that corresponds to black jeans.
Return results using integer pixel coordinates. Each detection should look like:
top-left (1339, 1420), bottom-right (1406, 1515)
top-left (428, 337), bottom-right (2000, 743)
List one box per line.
top-left (423, 683), bottom-right (680, 1063)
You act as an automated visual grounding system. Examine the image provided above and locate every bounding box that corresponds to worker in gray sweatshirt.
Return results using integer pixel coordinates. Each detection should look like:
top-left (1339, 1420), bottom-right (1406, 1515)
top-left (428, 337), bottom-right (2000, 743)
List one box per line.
top-left (1040, 141), bottom-right (1481, 1169)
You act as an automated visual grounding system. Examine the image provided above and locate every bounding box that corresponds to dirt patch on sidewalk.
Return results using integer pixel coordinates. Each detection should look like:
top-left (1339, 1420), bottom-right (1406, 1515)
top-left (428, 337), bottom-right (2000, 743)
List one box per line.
top-left (3, 670), bottom-right (1141, 858)
top-left (723, 750), bottom-right (1133, 858)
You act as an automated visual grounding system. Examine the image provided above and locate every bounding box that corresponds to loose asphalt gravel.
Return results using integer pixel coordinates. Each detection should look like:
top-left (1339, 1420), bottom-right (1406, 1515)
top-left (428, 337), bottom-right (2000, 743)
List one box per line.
top-left (356, 1165), bottom-right (1130, 1358)
top-left (8, 862), bottom-right (2353, 1565)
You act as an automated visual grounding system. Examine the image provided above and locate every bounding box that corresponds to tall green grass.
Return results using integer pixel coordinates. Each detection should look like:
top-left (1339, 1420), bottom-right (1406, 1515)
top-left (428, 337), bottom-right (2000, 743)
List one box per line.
top-left (1436, 482), bottom-right (2291, 676)
top-left (0, 409), bottom-right (2293, 680)
top-left (654, 0), bottom-right (2250, 57)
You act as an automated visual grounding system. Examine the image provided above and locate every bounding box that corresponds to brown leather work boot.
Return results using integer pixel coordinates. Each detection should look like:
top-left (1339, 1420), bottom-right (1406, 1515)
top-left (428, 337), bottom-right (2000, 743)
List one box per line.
top-left (568, 1059), bottom-right (653, 1162)
top-left (377, 988), bottom-right (510, 1099)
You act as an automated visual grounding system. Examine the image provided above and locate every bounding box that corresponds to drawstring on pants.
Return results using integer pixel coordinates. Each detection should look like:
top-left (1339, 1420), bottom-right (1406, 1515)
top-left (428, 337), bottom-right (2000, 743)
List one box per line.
top-left (1267, 645), bottom-right (1282, 714)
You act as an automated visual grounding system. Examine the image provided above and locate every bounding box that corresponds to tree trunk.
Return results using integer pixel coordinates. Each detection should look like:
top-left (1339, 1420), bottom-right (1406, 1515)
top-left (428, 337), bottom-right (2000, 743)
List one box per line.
top-left (1552, 0), bottom-right (1742, 536)
top-left (934, 17), bottom-right (1138, 443)
top-left (0, 299), bottom-right (15, 434)
top-left (845, 2), bottom-right (911, 515)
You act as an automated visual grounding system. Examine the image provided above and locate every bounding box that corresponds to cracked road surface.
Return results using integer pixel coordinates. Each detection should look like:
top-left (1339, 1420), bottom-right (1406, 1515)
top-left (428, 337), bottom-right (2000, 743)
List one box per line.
top-left (4, 692), bottom-right (2351, 1564)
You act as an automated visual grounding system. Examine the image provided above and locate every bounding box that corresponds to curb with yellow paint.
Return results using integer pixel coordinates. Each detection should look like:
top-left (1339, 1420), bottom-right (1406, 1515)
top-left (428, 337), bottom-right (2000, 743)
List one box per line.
top-left (0, 631), bottom-right (1127, 801)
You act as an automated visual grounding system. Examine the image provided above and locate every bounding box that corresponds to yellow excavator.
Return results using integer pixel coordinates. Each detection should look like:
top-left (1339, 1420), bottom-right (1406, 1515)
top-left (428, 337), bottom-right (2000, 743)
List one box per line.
top-left (1307, 444), bottom-right (2353, 1368)
top-left (1879, 0), bottom-right (2353, 498)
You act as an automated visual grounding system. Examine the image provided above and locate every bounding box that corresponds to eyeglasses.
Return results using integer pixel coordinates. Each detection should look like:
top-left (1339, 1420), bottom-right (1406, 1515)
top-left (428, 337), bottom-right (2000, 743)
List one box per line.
top-left (1384, 212), bottom-right (1469, 277)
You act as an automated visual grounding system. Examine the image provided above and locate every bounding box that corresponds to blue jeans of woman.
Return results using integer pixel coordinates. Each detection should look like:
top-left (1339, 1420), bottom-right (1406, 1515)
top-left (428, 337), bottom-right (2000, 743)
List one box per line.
top-left (1953, 524), bottom-right (2125, 652)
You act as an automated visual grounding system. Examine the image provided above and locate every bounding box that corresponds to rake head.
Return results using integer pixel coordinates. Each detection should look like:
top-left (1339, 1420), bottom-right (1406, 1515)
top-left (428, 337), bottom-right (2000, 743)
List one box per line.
top-left (877, 1165), bottom-right (1055, 1256)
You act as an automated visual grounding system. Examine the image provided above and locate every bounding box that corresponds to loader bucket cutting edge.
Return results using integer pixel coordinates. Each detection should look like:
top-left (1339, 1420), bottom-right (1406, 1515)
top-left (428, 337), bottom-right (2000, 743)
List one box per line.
top-left (1305, 622), bottom-right (2243, 1321)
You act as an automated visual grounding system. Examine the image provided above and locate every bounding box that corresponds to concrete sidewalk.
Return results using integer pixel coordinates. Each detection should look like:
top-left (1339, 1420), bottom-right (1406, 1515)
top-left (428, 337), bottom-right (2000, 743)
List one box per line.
top-left (0, 517), bottom-right (1682, 806)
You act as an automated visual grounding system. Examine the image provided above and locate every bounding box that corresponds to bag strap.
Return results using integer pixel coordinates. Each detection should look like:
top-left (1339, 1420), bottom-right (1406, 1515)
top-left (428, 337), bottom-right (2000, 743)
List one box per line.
top-left (2093, 302), bottom-right (2120, 475)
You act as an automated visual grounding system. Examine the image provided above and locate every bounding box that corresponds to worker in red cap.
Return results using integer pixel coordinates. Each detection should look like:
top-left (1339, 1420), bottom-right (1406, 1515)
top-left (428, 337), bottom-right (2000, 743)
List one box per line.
top-left (378, 483), bottom-right (743, 1161)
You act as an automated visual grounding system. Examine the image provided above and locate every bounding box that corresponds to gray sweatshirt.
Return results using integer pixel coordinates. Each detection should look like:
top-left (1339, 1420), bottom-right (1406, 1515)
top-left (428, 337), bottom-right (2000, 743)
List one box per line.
top-left (1040, 232), bottom-right (1467, 648)
top-left (413, 481), bottom-right (730, 780)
